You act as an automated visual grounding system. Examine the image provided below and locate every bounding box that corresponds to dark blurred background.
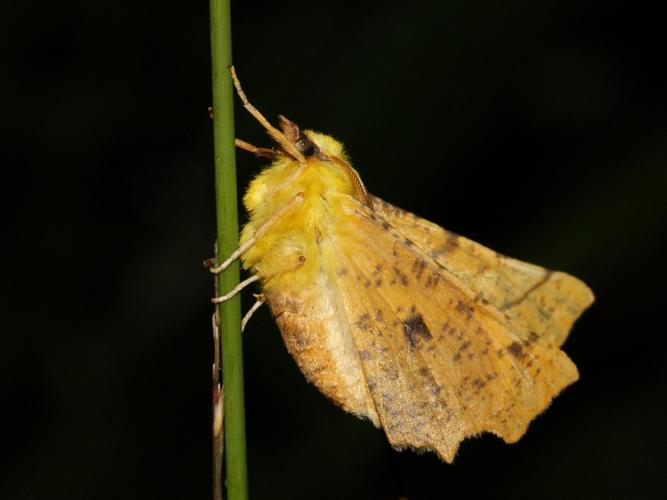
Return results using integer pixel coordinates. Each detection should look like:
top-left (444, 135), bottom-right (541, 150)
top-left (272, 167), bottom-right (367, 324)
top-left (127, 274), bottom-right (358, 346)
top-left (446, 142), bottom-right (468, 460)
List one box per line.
top-left (3, 0), bottom-right (665, 498)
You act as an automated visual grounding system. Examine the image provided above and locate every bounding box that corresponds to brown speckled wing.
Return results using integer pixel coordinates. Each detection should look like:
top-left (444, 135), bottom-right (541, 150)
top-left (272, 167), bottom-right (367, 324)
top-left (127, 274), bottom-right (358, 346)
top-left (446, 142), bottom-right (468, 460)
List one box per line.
top-left (265, 194), bottom-right (589, 462)
top-left (370, 195), bottom-right (594, 348)
top-left (322, 196), bottom-right (582, 462)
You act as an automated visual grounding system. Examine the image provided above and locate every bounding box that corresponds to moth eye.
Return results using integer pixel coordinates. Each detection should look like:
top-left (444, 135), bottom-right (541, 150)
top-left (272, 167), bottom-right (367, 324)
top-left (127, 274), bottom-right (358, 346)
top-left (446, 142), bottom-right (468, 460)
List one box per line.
top-left (296, 137), bottom-right (319, 157)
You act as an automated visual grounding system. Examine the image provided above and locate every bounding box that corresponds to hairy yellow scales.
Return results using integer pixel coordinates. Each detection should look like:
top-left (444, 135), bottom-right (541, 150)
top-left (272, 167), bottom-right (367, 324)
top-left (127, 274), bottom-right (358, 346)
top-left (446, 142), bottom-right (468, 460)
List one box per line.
top-left (241, 132), bottom-right (356, 292)
top-left (214, 71), bottom-right (594, 462)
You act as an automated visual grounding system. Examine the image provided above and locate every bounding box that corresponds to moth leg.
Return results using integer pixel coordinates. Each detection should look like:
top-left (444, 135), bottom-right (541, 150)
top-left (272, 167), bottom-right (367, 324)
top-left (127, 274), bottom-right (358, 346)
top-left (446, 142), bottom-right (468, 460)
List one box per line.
top-left (235, 138), bottom-right (276, 159)
top-left (211, 309), bottom-right (224, 498)
top-left (209, 191), bottom-right (305, 274)
top-left (208, 239), bottom-right (253, 275)
top-left (241, 293), bottom-right (265, 332)
top-left (211, 274), bottom-right (260, 304)
top-left (211, 310), bottom-right (223, 436)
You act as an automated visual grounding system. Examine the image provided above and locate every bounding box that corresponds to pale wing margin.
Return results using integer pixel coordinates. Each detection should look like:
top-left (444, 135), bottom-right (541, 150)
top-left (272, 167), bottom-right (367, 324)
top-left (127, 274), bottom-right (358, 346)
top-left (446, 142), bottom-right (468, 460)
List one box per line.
top-left (330, 196), bottom-right (579, 462)
top-left (370, 195), bottom-right (594, 347)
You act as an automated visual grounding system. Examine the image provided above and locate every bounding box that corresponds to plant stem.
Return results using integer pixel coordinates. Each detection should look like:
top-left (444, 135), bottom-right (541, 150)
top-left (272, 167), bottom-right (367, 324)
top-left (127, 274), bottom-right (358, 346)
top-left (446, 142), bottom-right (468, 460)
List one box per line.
top-left (209, 0), bottom-right (248, 499)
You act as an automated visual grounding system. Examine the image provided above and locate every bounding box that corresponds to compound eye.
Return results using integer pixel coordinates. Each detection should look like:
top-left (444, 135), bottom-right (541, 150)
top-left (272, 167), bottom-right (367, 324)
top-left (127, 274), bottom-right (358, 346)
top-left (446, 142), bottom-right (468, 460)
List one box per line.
top-left (295, 137), bottom-right (319, 157)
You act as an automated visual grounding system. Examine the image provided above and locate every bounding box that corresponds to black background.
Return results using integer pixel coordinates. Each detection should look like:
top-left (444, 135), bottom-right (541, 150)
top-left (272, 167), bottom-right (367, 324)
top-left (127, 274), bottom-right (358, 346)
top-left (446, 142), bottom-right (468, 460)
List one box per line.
top-left (3, 1), bottom-right (665, 499)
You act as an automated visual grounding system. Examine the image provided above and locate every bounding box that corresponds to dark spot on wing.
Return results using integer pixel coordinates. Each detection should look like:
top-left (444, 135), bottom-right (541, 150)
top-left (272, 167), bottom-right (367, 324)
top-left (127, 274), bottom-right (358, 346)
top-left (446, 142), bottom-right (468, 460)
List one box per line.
top-left (472, 378), bottom-right (486, 390)
top-left (456, 300), bottom-right (474, 319)
top-left (412, 258), bottom-right (427, 280)
top-left (507, 341), bottom-right (525, 359)
top-left (403, 314), bottom-right (432, 347)
top-left (392, 267), bottom-right (409, 286)
top-left (430, 234), bottom-right (459, 259)
top-left (427, 273), bottom-right (441, 289)
top-left (355, 314), bottom-right (371, 331)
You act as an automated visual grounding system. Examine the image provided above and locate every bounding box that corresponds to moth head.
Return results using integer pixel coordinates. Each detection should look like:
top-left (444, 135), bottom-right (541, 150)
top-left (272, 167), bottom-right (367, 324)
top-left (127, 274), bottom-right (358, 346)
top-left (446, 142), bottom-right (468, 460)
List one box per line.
top-left (276, 115), bottom-right (371, 208)
top-left (230, 68), bottom-right (371, 208)
top-left (276, 115), bottom-right (343, 158)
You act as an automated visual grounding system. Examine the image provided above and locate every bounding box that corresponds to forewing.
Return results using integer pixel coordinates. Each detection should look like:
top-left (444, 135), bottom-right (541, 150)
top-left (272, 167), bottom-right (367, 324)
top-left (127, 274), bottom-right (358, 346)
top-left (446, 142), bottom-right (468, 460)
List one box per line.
top-left (330, 196), bottom-right (579, 462)
top-left (370, 195), bottom-right (594, 347)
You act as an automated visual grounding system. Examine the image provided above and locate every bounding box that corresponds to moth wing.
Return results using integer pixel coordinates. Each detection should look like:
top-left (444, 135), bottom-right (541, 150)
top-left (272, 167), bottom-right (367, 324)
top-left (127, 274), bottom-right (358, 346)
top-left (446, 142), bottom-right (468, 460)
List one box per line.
top-left (266, 275), bottom-right (381, 427)
top-left (328, 196), bottom-right (579, 462)
top-left (370, 195), bottom-right (594, 347)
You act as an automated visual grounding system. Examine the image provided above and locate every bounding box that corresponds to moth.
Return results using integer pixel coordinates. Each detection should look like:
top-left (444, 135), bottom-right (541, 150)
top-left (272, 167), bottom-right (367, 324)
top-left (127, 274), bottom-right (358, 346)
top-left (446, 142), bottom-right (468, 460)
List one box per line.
top-left (211, 68), bottom-right (594, 463)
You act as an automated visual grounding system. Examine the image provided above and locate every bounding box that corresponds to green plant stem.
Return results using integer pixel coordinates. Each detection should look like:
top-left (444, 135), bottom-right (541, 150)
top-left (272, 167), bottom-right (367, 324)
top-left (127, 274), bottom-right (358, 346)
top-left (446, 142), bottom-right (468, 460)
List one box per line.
top-left (209, 0), bottom-right (248, 499)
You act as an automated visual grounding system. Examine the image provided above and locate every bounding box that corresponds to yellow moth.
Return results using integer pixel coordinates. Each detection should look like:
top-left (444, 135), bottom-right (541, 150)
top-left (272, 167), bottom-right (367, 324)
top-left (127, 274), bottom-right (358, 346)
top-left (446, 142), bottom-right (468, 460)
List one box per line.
top-left (212, 68), bottom-right (594, 463)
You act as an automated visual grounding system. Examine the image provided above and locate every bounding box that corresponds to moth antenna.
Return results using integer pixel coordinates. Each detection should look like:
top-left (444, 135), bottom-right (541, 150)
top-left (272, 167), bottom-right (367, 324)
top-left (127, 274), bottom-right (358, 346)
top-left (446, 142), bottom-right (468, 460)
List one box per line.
top-left (230, 66), bottom-right (306, 164)
top-left (325, 154), bottom-right (373, 210)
